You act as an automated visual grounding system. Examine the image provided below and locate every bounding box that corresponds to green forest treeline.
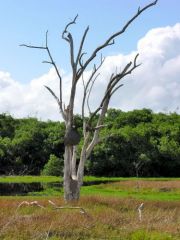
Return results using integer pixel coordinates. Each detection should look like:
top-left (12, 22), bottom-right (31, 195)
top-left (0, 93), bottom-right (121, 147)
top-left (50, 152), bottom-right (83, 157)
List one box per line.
top-left (0, 109), bottom-right (179, 177)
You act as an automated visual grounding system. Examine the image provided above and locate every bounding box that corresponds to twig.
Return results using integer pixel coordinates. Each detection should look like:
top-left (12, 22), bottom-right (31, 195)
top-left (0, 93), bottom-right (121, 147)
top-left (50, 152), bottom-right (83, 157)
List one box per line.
top-left (138, 203), bottom-right (144, 222)
top-left (45, 222), bottom-right (53, 240)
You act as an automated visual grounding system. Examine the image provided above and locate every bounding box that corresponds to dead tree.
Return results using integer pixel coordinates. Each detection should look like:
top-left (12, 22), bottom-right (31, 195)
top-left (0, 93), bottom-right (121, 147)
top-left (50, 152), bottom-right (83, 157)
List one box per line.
top-left (21, 0), bottom-right (158, 201)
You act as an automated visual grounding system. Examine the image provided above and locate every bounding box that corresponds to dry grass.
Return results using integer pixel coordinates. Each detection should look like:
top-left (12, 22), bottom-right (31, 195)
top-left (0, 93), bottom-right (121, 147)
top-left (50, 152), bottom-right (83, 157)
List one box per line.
top-left (0, 195), bottom-right (180, 240)
top-left (105, 180), bottom-right (180, 191)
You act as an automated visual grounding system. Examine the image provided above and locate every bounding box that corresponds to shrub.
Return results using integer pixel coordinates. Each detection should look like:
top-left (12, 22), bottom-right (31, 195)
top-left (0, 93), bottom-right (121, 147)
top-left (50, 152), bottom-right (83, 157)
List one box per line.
top-left (42, 154), bottom-right (63, 176)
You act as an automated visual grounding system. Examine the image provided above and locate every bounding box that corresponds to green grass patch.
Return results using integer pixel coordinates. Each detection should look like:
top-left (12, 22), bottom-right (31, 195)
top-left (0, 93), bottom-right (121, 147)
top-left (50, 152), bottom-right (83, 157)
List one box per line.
top-left (81, 184), bottom-right (180, 201)
top-left (130, 230), bottom-right (175, 240)
top-left (0, 175), bottom-right (131, 183)
top-left (24, 181), bottom-right (180, 201)
top-left (0, 175), bottom-right (179, 183)
top-left (0, 175), bottom-right (61, 183)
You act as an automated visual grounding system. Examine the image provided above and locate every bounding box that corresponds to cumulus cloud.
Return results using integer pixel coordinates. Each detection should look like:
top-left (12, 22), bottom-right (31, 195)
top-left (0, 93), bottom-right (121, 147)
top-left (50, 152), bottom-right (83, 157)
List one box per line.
top-left (0, 69), bottom-right (62, 120)
top-left (0, 23), bottom-right (180, 120)
top-left (106, 23), bottom-right (180, 113)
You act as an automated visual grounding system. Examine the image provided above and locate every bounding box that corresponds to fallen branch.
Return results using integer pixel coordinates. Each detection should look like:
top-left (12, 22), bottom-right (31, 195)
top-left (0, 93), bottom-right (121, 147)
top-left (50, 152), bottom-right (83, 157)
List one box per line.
top-left (0, 201), bottom-right (45, 236)
top-left (16, 199), bottom-right (92, 220)
top-left (17, 200), bottom-right (45, 210)
top-left (48, 200), bottom-right (93, 220)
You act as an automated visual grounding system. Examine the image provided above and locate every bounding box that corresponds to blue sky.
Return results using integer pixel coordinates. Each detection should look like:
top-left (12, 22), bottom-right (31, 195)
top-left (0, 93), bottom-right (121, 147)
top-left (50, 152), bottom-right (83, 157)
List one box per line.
top-left (0, 0), bottom-right (180, 120)
top-left (0, 0), bottom-right (179, 82)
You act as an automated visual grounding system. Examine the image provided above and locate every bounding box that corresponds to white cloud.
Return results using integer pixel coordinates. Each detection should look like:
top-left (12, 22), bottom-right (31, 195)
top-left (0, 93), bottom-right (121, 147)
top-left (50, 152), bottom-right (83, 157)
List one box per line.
top-left (107, 23), bottom-right (180, 113)
top-left (0, 23), bottom-right (180, 120)
top-left (0, 69), bottom-right (61, 120)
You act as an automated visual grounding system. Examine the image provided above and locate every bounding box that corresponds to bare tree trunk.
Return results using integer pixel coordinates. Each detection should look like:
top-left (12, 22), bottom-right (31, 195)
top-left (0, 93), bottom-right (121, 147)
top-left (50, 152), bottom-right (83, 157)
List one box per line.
top-left (64, 145), bottom-right (80, 201)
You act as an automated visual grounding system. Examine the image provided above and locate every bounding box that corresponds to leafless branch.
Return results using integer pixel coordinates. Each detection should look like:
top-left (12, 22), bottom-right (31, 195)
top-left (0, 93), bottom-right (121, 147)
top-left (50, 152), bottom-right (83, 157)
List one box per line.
top-left (76, 26), bottom-right (89, 69)
top-left (44, 33), bottom-right (63, 108)
top-left (82, 72), bottom-right (101, 137)
top-left (94, 124), bottom-right (108, 130)
top-left (106, 53), bottom-right (140, 97)
top-left (62, 14), bottom-right (78, 41)
top-left (110, 84), bottom-right (124, 96)
top-left (78, 52), bottom-right (87, 70)
top-left (87, 79), bottom-right (112, 125)
top-left (81, 73), bottom-right (87, 121)
top-left (87, 53), bottom-right (140, 130)
top-left (20, 31), bottom-right (65, 119)
top-left (69, 33), bottom-right (75, 69)
top-left (81, 56), bottom-right (105, 120)
top-left (44, 85), bottom-right (59, 103)
top-left (86, 73), bottom-right (100, 114)
top-left (86, 97), bottom-right (110, 158)
top-left (44, 86), bottom-right (66, 119)
top-left (86, 54), bottom-right (140, 155)
top-left (123, 53), bottom-right (141, 76)
top-left (62, 15), bottom-right (78, 70)
top-left (20, 44), bottom-right (46, 50)
top-left (77, 0), bottom-right (158, 78)
top-left (42, 61), bottom-right (53, 65)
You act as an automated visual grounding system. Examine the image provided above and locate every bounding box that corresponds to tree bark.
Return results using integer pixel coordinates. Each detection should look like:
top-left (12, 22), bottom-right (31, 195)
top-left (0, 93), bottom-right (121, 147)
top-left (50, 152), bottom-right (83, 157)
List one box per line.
top-left (64, 145), bottom-right (80, 201)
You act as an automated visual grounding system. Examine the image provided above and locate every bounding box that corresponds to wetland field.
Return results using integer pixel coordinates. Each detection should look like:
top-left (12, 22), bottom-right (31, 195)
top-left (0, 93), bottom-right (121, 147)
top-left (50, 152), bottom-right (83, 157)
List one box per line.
top-left (0, 177), bottom-right (180, 240)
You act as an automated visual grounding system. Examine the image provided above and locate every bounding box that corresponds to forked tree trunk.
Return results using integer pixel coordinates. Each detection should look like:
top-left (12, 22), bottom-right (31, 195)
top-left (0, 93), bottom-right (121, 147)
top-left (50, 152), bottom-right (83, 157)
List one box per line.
top-left (64, 176), bottom-right (80, 201)
top-left (63, 130), bottom-right (88, 201)
top-left (64, 140), bottom-right (87, 201)
top-left (64, 146), bottom-right (80, 201)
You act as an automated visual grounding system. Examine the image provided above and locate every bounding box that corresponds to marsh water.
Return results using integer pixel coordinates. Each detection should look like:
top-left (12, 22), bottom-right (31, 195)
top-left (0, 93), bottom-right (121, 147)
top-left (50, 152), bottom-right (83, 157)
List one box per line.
top-left (0, 180), bottom-right (110, 196)
top-left (0, 182), bottom-right (62, 196)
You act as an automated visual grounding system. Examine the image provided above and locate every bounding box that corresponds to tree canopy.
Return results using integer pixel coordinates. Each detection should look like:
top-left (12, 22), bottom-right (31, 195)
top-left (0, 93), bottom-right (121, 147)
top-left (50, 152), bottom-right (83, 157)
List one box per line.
top-left (0, 109), bottom-right (179, 177)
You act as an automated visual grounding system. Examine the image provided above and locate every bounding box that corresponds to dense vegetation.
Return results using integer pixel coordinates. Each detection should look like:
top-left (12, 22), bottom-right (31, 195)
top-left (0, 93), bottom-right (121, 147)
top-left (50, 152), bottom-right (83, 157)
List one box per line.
top-left (0, 109), bottom-right (179, 177)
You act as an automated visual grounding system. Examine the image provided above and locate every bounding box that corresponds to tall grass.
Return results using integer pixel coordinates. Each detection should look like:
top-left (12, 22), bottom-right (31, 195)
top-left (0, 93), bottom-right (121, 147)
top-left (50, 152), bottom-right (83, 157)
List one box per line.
top-left (0, 196), bottom-right (179, 239)
top-left (0, 178), bottom-right (180, 239)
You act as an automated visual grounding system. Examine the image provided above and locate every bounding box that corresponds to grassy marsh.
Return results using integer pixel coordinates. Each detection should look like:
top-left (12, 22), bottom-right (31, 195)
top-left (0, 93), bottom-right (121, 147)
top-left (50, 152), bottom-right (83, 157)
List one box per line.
top-left (0, 196), bottom-right (180, 239)
top-left (0, 177), bottom-right (180, 239)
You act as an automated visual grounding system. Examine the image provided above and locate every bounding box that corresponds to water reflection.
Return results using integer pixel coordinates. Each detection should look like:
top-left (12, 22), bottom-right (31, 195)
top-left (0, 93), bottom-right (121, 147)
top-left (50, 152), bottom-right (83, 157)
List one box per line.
top-left (0, 182), bottom-right (44, 196)
top-left (0, 180), bottom-right (113, 196)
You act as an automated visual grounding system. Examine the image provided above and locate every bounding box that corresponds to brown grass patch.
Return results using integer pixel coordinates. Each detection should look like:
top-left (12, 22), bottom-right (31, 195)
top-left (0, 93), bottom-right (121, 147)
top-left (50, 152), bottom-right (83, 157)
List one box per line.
top-left (107, 180), bottom-right (180, 191)
top-left (0, 196), bottom-right (180, 239)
